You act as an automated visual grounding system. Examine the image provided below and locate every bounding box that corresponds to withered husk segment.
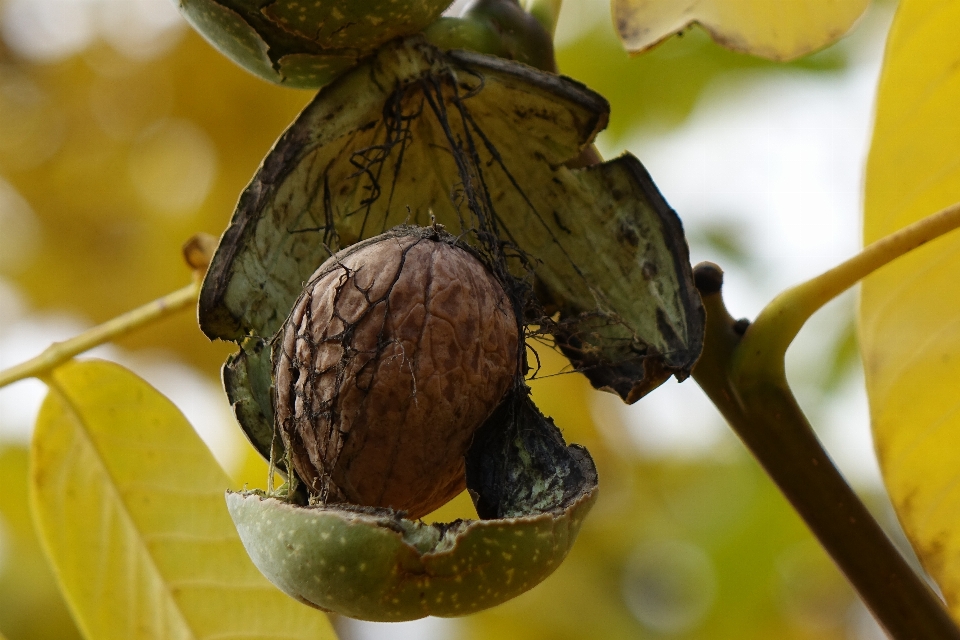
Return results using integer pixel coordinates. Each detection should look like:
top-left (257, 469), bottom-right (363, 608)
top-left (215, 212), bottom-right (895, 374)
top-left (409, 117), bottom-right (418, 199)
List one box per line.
top-left (222, 336), bottom-right (281, 472)
top-left (466, 388), bottom-right (593, 519)
top-left (200, 37), bottom-right (703, 407)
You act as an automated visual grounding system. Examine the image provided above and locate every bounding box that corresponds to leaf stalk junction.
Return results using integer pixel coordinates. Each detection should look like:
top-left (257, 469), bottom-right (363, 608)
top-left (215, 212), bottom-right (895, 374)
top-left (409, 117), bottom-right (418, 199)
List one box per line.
top-left (692, 201), bottom-right (960, 638)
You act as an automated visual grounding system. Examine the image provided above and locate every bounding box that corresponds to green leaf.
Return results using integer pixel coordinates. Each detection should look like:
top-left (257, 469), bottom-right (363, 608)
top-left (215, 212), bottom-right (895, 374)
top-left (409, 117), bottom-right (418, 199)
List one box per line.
top-left (860, 0), bottom-right (960, 618)
top-left (30, 359), bottom-right (336, 640)
top-left (199, 36), bottom-right (703, 405)
top-left (612, 0), bottom-right (869, 61)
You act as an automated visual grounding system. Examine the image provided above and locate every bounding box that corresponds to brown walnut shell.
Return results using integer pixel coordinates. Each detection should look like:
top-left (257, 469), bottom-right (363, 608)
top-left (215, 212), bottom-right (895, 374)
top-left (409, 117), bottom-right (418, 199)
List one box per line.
top-left (274, 227), bottom-right (519, 519)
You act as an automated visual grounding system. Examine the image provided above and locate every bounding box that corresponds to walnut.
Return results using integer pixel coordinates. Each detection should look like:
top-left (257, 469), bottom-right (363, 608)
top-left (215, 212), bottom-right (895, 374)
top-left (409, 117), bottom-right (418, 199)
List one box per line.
top-left (274, 227), bottom-right (519, 518)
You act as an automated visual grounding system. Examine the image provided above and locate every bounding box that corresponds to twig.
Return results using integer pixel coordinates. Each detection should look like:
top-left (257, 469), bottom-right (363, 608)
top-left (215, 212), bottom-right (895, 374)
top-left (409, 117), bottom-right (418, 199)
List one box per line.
top-left (690, 200), bottom-right (960, 638)
top-left (0, 280), bottom-right (200, 389)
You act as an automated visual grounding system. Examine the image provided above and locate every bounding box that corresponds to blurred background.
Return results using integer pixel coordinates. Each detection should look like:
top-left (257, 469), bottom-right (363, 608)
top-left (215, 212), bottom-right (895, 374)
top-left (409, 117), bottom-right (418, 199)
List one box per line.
top-left (0, 0), bottom-right (908, 638)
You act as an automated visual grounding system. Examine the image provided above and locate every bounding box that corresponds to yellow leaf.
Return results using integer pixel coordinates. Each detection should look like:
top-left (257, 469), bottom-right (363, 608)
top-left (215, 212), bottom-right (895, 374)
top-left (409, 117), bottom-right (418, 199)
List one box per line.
top-left (29, 359), bottom-right (336, 640)
top-left (860, 0), bottom-right (960, 616)
top-left (612, 0), bottom-right (869, 61)
top-left (0, 447), bottom-right (83, 640)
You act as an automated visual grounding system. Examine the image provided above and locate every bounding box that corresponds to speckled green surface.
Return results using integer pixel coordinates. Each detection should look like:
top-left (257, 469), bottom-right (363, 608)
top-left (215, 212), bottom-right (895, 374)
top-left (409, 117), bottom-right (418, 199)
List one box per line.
top-left (226, 486), bottom-right (597, 621)
top-left (176, 0), bottom-right (452, 88)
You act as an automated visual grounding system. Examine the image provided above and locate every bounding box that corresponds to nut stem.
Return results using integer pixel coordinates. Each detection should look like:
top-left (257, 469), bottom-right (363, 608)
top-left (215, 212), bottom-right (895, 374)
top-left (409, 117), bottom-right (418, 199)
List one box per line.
top-left (522, 0), bottom-right (562, 37)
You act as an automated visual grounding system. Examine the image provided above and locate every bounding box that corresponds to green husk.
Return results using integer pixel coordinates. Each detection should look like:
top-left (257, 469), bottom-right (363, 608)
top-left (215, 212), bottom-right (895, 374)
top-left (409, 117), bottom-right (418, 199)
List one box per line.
top-left (226, 391), bottom-right (598, 621)
top-left (176, 0), bottom-right (451, 88)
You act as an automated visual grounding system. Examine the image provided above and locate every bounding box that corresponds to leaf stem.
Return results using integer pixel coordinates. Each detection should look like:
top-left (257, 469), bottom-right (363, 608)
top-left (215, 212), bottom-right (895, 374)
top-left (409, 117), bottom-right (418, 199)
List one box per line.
top-left (523, 0), bottom-right (562, 37)
top-left (739, 200), bottom-right (960, 376)
top-left (0, 279), bottom-right (200, 390)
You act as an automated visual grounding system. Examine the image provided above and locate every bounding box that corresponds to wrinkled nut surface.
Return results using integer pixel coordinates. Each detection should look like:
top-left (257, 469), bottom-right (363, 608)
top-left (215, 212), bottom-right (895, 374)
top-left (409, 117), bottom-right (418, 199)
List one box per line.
top-left (275, 228), bottom-right (519, 518)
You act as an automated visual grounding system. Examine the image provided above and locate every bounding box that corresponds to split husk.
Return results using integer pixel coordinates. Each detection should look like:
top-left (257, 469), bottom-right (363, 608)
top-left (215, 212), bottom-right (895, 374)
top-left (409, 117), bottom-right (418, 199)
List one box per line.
top-left (227, 390), bottom-right (598, 621)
